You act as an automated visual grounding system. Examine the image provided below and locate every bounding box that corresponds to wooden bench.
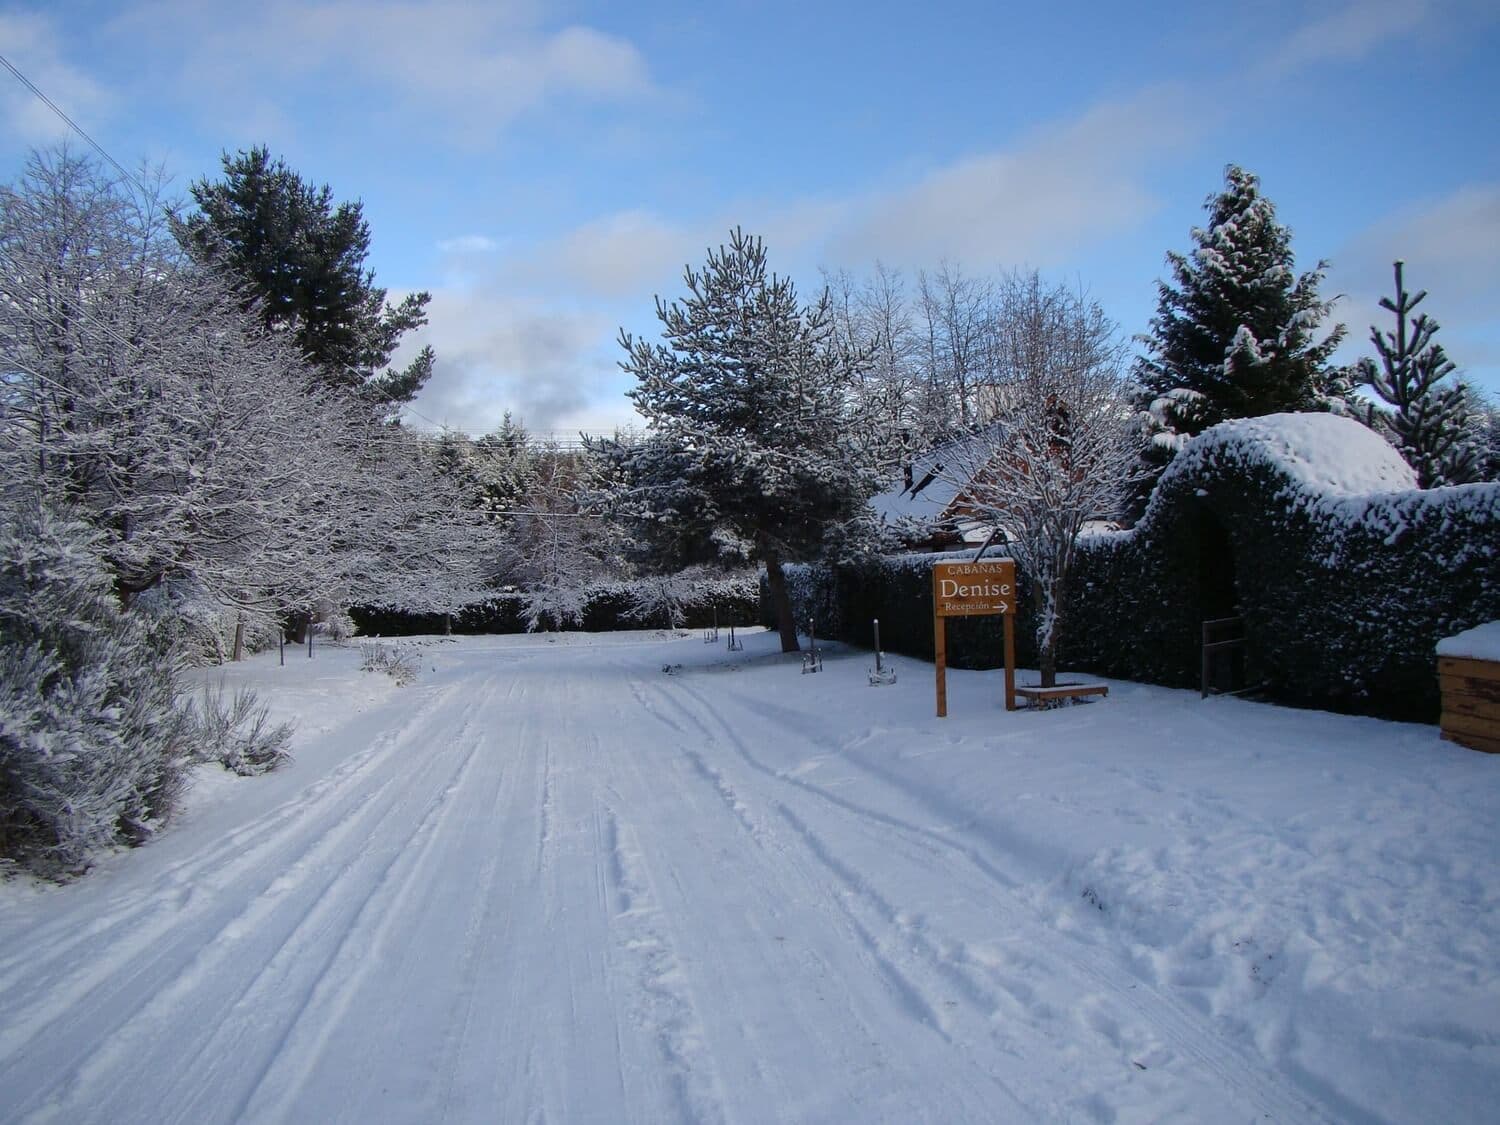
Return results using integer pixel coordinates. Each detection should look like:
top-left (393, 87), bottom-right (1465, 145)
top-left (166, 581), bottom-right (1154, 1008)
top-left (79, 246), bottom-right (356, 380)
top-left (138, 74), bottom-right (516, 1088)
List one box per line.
top-left (1014, 683), bottom-right (1108, 710)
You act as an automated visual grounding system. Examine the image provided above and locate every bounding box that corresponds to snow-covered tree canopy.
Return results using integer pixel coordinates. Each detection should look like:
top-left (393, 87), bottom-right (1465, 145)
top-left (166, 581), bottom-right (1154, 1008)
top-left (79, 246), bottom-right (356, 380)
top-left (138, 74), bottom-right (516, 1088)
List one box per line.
top-left (0, 148), bottom-right (497, 622)
top-left (598, 228), bottom-right (884, 652)
top-left (1135, 165), bottom-right (1350, 454)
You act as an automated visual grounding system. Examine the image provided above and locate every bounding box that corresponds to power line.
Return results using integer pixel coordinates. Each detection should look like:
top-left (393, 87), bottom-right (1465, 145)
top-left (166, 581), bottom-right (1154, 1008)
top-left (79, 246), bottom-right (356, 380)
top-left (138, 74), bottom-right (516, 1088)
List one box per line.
top-left (0, 51), bottom-right (147, 197)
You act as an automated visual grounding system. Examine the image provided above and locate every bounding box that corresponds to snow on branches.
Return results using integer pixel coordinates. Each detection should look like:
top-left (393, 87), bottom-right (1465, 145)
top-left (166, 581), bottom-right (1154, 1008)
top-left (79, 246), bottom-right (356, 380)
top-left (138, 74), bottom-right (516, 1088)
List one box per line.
top-left (935, 273), bottom-right (1143, 687)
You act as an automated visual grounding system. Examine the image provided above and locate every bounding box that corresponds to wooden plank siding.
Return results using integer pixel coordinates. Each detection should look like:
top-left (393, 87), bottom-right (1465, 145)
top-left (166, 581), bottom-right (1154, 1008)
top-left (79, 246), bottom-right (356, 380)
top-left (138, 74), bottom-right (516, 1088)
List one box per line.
top-left (1439, 656), bottom-right (1500, 754)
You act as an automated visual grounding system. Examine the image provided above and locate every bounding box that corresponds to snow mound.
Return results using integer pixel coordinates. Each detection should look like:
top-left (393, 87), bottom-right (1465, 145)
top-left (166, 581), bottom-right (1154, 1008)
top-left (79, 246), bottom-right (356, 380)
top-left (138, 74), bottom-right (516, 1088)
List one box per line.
top-left (1176, 413), bottom-right (1418, 497)
top-left (1438, 620), bottom-right (1500, 661)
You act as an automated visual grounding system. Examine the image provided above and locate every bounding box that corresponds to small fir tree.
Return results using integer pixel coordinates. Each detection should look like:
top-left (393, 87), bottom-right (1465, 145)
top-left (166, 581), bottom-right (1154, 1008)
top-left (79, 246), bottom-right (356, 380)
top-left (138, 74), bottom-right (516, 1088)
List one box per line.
top-left (600, 229), bottom-right (880, 652)
top-left (1357, 261), bottom-right (1479, 488)
top-left (1135, 165), bottom-right (1348, 458)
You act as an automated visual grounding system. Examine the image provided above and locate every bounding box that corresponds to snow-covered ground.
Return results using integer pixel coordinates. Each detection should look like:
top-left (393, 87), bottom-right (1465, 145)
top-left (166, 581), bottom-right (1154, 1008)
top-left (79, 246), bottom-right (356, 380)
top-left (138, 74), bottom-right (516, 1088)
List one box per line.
top-left (2, 630), bottom-right (1497, 1124)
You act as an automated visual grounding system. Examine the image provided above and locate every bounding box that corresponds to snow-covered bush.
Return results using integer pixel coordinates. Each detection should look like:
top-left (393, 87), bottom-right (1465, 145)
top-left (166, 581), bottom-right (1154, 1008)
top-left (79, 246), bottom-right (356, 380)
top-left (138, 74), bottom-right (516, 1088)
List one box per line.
top-left (360, 642), bottom-right (420, 686)
top-left (0, 504), bottom-right (190, 878)
top-left (315, 604), bottom-right (358, 644)
top-left (133, 584), bottom-right (283, 664)
top-left (182, 682), bottom-right (293, 775)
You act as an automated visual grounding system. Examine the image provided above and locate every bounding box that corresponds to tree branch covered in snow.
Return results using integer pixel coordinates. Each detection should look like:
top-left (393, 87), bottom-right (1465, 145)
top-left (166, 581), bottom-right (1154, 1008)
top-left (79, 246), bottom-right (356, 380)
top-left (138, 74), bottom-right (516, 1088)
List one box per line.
top-left (937, 273), bottom-right (1144, 686)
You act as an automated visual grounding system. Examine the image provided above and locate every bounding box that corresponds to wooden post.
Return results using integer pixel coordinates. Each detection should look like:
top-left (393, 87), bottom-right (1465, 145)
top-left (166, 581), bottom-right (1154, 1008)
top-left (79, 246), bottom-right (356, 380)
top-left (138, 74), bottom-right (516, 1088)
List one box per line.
top-left (232, 618), bottom-right (245, 663)
top-left (933, 557), bottom-right (1016, 719)
top-left (1003, 612), bottom-right (1016, 711)
top-left (935, 616), bottom-right (948, 718)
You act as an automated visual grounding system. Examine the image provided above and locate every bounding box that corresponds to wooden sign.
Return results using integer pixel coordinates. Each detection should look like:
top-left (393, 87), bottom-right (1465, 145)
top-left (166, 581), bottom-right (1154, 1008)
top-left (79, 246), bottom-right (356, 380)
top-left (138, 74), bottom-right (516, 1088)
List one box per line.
top-left (933, 558), bottom-right (1017, 717)
top-left (933, 560), bottom-right (1016, 617)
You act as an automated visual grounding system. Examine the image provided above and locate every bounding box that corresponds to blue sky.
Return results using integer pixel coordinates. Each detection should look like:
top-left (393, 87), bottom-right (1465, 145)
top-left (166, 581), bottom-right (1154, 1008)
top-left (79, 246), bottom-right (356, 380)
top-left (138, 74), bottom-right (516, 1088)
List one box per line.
top-left (3, 0), bottom-right (1497, 436)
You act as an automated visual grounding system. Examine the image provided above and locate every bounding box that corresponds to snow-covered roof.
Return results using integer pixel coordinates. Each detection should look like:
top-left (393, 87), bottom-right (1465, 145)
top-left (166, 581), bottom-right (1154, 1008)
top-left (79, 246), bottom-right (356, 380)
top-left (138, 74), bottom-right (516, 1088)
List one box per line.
top-left (1169, 413), bottom-right (1417, 497)
top-left (1438, 621), bottom-right (1500, 662)
top-left (868, 448), bottom-right (963, 524)
top-left (868, 428), bottom-right (1006, 526)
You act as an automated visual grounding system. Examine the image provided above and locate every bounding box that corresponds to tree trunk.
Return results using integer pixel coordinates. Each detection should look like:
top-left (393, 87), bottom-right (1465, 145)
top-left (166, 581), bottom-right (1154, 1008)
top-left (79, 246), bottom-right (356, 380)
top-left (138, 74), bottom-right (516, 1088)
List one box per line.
top-left (232, 617), bottom-right (245, 662)
top-left (762, 551), bottom-right (801, 654)
top-left (1035, 581), bottom-right (1058, 688)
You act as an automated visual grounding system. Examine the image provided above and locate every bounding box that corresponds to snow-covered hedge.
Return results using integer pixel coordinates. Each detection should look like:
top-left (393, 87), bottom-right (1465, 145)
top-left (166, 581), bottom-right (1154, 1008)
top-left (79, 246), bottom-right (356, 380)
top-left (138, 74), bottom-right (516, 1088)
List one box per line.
top-left (351, 571), bottom-right (762, 637)
top-left (1068, 414), bottom-right (1500, 719)
top-left (780, 415), bottom-right (1500, 721)
top-left (0, 506), bottom-right (191, 877)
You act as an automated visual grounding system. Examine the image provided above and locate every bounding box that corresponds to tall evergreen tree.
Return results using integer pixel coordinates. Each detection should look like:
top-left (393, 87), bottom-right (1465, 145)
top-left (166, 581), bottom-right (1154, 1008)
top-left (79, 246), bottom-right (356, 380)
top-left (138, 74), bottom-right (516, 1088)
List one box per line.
top-left (182, 146), bottom-right (433, 412)
top-left (1357, 260), bottom-right (1479, 488)
top-left (1135, 165), bottom-right (1348, 457)
top-left (598, 229), bottom-right (880, 653)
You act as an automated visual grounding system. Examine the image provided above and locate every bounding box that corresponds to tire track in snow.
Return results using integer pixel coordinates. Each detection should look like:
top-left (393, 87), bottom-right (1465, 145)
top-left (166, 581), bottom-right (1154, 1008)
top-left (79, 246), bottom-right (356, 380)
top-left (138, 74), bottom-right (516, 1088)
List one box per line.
top-left (599, 802), bottom-right (721, 1123)
top-left (618, 669), bottom-right (1029, 1122)
top-left (226, 677), bottom-right (505, 1123)
top-left (646, 673), bottom-right (1330, 1124)
top-left (1, 681), bottom-right (490, 1124)
top-left (0, 678), bottom-right (462, 1038)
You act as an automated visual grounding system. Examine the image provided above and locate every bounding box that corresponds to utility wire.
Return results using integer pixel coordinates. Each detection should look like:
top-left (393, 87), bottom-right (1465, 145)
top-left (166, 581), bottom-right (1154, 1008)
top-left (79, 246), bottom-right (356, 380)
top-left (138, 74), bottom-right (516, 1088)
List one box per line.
top-left (0, 51), bottom-right (148, 197)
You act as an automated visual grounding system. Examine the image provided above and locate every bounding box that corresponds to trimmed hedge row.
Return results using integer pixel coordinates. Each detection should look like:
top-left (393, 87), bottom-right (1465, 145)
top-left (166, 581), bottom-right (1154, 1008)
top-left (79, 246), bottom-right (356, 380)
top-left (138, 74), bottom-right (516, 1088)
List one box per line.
top-left (774, 552), bottom-right (1041, 671)
top-left (771, 416), bottom-right (1500, 722)
top-left (353, 574), bottom-right (762, 638)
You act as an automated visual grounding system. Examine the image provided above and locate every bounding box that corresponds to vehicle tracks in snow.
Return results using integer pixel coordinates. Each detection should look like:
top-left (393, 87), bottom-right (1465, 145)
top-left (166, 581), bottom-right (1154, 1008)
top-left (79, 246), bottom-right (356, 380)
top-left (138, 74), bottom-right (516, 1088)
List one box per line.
top-left (639, 669), bottom-right (1329, 1124)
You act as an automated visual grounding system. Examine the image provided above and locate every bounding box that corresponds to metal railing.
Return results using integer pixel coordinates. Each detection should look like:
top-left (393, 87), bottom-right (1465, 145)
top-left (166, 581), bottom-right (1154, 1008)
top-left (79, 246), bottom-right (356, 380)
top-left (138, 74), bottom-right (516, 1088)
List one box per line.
top-left (1201, 616), bottom-right (1250, 698)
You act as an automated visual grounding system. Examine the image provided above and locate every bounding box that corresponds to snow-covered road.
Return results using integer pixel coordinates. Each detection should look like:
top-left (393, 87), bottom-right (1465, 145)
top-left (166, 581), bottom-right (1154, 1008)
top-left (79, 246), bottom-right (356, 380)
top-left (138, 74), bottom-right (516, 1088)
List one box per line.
top-left (2, 632), bottom-right (1496, 1123)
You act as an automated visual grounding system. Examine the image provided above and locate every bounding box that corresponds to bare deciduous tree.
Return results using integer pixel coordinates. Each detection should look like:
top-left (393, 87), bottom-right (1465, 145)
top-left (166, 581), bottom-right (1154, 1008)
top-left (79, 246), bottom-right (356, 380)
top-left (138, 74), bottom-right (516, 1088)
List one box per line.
top-left (938, 273), bottom-right (1143, 687)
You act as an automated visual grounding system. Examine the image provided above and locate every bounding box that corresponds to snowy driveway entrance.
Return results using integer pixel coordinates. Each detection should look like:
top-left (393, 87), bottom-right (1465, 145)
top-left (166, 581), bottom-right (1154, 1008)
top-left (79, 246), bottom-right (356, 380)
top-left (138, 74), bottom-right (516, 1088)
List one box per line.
top-left (2, 631), bottom-right (1496, 1123)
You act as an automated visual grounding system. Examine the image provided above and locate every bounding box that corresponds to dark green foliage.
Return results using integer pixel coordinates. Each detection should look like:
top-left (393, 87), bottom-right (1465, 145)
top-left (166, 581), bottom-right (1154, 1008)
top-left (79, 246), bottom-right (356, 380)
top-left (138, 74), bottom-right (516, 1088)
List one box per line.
top-left (782, 416), bottom-right (1500, 721)
top-left (1066, 424), bottom-right (1499, 720)
top-left (601, 228), bottom-right (881, 652)
top-left (1357, 261), bottom-right (1479, 488)
top-left (1136, 165), bottom-right (1348, 451)
top-left (184, 146), bottom-right (432, 409)
top-left (767, 552), bottom-right (1041, 672)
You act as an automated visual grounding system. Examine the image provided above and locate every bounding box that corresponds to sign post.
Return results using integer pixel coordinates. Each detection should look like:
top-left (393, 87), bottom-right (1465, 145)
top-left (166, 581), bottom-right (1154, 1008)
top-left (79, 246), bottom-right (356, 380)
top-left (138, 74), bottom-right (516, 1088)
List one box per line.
top-left (932, 558), bottom-right (1017, 717)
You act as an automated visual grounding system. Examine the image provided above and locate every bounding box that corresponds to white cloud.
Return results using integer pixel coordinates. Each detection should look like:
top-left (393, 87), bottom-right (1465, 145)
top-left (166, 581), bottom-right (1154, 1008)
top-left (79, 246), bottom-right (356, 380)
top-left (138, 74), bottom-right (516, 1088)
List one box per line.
top-left (0, 11), bottom-right (111, 143)
top-left (397, 288), bottom-right (636, 436)
top-left (510, 87), bottom-right (1202, 307)
top-left (821, 87), bottom-right (1201, 271)
top-left (539, 210), bottom-right (709, 299)
top-left (1267, 0), bottom-right (1433, 74)
top-left (1330, 184), bottom-right (1500, 391)
top-left (107, 1), bottom-right (658, 145)
top-left (437, 234), bottom-right (502, 255)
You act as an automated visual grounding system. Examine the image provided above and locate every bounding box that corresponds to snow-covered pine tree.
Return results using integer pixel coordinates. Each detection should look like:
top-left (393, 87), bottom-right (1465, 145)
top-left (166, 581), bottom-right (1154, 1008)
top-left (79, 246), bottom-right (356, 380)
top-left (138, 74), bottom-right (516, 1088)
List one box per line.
top-left (604, 229), bottom-right (881, 653)
top-left (0, 501), bottom-right (189, 877)
top-left (1135, 165), bottom-right (1348, 458)
top-left (1357, 261), bottom-right (1479, 488)
top-left (1472, 395), bottom-right (1500, 482)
